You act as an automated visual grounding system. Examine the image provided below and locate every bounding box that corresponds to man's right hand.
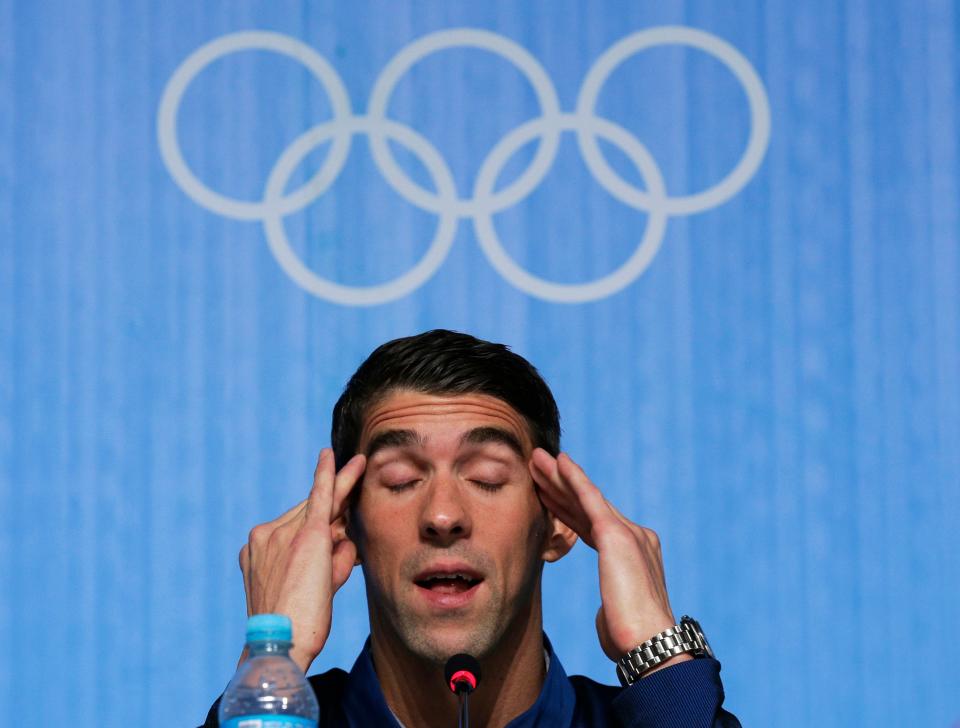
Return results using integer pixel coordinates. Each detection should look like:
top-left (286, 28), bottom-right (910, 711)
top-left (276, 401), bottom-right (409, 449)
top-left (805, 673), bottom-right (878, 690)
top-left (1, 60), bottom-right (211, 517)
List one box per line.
top-left (238, 448), bottom-right (366, 672)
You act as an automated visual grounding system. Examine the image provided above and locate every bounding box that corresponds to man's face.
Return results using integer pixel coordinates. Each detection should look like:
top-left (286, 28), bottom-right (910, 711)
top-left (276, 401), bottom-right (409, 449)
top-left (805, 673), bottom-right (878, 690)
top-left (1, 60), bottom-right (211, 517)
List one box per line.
top-left (352, 390), bottom-right (554, 664)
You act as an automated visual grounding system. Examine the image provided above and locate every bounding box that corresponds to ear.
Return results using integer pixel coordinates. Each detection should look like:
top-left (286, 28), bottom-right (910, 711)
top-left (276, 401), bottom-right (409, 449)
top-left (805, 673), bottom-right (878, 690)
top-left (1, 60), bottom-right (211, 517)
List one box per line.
top-left (540, 510), bottom-right (578, 563)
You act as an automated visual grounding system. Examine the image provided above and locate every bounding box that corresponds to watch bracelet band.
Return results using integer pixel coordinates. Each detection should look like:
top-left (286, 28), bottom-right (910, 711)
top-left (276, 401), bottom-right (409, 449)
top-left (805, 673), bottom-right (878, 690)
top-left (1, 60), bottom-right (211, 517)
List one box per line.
top-left (615, 616), bottom-right (712, 686)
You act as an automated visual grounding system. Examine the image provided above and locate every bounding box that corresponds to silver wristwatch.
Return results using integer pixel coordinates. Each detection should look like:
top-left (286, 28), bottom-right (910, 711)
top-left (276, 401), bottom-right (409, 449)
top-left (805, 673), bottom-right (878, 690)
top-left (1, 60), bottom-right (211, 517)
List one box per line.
top-left (615, 615), bottom-right (714, 686)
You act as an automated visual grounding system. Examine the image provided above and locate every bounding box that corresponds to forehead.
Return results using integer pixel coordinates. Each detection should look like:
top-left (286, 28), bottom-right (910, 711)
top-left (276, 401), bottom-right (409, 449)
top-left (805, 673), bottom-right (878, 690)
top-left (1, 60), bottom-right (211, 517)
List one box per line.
top-left (358, 390), bottom-right (532, 451)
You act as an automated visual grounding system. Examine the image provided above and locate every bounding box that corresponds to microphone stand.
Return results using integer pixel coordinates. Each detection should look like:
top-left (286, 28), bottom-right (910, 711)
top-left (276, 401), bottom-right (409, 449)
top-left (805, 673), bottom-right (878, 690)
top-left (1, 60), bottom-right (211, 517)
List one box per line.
top-left (457, 687), bottom-right (470, 728)
top-left (445, 653), bottom-right (480, 728)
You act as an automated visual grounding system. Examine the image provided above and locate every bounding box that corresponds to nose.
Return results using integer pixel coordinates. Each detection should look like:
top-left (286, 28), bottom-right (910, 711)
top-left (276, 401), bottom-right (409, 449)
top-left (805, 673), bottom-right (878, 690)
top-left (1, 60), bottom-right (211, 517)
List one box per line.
top-left (418, 473), bottom-right (471, 546)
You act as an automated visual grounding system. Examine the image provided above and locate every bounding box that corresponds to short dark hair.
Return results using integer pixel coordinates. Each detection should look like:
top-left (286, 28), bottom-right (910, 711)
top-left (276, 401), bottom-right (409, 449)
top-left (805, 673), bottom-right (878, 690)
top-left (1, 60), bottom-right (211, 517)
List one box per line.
top-left (331, 330), bottom-right (560, 468)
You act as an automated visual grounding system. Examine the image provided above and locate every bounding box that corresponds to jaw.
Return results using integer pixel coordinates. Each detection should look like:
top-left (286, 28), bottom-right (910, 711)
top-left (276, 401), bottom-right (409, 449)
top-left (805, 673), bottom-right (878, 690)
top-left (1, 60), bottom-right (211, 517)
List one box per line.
top-left (370, 586), bottom-right (500, 664)
top-left (365, 574), bottom-right (550, 728)
top-left (366, 572), bottom-right (545, 669)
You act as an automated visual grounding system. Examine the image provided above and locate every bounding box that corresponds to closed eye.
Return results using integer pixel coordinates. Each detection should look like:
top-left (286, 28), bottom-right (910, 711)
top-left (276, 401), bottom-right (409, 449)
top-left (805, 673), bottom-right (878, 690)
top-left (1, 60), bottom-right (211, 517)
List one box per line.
top-left (472, 481), bottom-right (504, 492)
top-left (386, 480), bottom-right (419, 493)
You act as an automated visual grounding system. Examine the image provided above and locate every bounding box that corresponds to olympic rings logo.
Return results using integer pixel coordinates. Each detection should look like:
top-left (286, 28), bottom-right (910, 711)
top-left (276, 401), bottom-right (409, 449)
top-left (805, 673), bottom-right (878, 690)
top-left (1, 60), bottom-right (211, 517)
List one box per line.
top-left (158, 27), bottom-right (770, 305)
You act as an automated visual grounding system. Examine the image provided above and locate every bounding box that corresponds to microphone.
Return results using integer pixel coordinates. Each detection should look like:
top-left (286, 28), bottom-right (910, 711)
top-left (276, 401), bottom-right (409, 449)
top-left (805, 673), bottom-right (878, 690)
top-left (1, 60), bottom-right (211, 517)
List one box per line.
top-left (444, 653), bottom-right (481, 728)
top-left (445, 653), bottom-right (481, 694)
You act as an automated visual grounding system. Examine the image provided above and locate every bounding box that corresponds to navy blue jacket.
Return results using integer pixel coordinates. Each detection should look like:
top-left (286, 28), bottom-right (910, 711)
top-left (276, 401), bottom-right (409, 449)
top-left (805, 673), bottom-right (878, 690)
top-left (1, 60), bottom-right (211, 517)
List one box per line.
top-left (202, 637), bottom-right (740, 727)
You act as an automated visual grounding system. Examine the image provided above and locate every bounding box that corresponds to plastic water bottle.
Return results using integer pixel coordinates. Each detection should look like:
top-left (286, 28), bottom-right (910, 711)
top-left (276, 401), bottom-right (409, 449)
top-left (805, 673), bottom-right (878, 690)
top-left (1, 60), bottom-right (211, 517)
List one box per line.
top-left (218, 614), bottom-right (320, 727)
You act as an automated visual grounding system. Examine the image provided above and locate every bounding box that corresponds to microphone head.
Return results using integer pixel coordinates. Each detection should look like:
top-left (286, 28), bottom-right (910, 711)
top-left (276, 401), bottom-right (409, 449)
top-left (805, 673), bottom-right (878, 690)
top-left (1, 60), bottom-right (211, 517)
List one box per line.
top-left (444, 653), bottom-right (481, 694)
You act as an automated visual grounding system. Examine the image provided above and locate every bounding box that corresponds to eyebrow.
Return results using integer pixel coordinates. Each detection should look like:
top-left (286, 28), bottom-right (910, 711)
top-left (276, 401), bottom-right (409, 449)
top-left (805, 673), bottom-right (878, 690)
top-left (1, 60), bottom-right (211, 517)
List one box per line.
top-left (460, 426), bottom-right (525, 458)
top-left (364, 429), bottom-right (424, 459)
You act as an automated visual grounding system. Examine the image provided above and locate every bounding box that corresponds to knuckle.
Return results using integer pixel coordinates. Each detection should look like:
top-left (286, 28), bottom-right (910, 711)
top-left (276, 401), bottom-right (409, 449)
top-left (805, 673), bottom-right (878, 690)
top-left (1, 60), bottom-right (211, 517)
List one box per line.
top-left (248, 524), bottom-right (269, 545)
top-left (267, 523), bottom-right (290, 548)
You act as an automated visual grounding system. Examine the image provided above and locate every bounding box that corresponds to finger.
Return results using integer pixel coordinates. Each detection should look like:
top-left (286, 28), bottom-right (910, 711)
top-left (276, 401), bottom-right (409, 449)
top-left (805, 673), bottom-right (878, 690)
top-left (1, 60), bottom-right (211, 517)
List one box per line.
top-left (530, 449), bottom-right (599, 543)
top-left (532, 450), bottom-right (603, 524)
top-left (239, 543), bottom-right (253, 617)
top-left (305, 448), bottom-right (336, 524)
top-left (531, 461), bottom-right (596, 546)
top-left (331, 453), bottom-right (367, 521)
top-left (539, 493), bottom-right (595, 549)
top-left (555, 452), bottom-right (614, 525)
top-left (530, 448), bottom-right (560, 485)
top-left (245, 522), bottom-right (272, 590)
top-left (529, 457), bottom-right (558, 497)
top-left (553, 453), bottom-right (640, 551)
top-left (243, 499), bottom-right (308, 583)
top-left (530, 449), bottom-right (577, 501)
top-left (534, 479), bottom-right (589, 531)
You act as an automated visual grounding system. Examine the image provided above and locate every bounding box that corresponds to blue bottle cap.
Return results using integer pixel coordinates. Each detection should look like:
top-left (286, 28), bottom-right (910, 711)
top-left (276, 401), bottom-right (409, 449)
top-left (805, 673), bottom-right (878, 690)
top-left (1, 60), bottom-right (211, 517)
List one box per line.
top-left (246, 613), bottom-right (293, 643)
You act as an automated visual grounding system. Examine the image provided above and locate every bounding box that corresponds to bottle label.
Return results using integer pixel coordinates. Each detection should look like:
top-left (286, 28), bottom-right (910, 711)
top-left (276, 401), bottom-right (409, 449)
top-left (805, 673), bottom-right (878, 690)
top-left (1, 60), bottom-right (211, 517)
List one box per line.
top-left (222, 717), bottom-right (317, 728)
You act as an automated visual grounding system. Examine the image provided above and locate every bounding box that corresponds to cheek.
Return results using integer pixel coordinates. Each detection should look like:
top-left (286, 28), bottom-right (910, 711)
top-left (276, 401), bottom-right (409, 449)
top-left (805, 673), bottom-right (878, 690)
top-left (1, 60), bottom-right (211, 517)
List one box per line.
top-left (355, 497), bottom-right (411, 560)
top-left (486, 494), bottom-right (549, 572)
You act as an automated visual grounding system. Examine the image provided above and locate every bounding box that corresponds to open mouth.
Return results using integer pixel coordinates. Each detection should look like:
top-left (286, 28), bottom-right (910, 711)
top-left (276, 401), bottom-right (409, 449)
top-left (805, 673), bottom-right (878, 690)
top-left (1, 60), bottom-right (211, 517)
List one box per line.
top-left (414, 571), bottom-right (483, 595)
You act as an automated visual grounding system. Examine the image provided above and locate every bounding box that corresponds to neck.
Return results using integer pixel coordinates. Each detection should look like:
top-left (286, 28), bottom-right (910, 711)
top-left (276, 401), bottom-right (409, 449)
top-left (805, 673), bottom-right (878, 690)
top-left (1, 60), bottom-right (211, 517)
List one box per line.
top-left (370, 593), bottom-right (547, 728)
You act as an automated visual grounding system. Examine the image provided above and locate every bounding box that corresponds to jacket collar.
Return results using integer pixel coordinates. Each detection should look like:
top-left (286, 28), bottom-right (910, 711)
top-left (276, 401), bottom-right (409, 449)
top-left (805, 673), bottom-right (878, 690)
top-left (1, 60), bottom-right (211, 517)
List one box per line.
top-left (342, 634), bottom-right (576, 727)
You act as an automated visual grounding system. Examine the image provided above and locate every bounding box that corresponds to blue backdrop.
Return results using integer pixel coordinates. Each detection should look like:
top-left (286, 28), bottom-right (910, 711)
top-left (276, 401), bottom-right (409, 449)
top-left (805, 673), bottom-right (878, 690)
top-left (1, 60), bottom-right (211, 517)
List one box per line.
top-left (2, 1), bottom-right (958, 726)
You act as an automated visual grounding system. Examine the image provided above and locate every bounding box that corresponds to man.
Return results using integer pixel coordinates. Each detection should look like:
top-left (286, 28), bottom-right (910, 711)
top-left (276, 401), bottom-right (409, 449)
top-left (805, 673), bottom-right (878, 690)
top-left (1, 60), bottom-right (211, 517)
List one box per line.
top-left (202, 330), bottom-right (740, 727)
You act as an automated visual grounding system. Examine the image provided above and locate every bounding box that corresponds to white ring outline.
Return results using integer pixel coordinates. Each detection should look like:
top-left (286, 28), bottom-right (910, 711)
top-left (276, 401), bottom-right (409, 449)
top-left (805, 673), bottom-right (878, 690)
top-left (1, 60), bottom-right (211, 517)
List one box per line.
top-left (366, 28), bottom-right (563, 218)
top-left (575, 25), bottom-right (771, 215)
top-left (157, 27), bottom-right (771, 303)
top-left (473, 114), bottom-right (668, 303)
top-left (262, 117), bottom-right (458, 306)
top-left (157, 31), bottom-right (353, 221)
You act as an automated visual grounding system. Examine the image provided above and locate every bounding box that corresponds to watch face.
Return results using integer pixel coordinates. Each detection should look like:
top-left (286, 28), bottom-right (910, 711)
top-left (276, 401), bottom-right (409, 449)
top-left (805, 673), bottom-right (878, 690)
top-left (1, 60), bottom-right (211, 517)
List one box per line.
top-left (682, 616), bottom-right (715, 658)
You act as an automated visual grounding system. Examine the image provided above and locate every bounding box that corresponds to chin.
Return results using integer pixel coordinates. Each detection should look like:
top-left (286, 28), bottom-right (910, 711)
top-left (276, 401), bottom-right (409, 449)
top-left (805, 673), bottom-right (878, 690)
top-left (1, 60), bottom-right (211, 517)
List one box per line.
top-left (400, 617), bottom-right (502, 664)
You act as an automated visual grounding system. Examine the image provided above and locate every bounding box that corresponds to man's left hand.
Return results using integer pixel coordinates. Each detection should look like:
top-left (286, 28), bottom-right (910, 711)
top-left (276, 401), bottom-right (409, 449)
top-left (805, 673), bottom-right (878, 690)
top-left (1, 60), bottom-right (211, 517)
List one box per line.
top-left (530, 449), bottom-right (692, 672)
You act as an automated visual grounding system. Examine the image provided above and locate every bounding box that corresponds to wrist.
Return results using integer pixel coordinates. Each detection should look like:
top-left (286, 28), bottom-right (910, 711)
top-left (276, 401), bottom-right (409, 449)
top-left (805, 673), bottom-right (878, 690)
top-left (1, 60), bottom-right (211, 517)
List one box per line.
top-left (614, 615), bottom-right (714, 686)
top-left (612, 614), bottom-right (678, 656)
top-left (289, 646), bottom-right (317, 673)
